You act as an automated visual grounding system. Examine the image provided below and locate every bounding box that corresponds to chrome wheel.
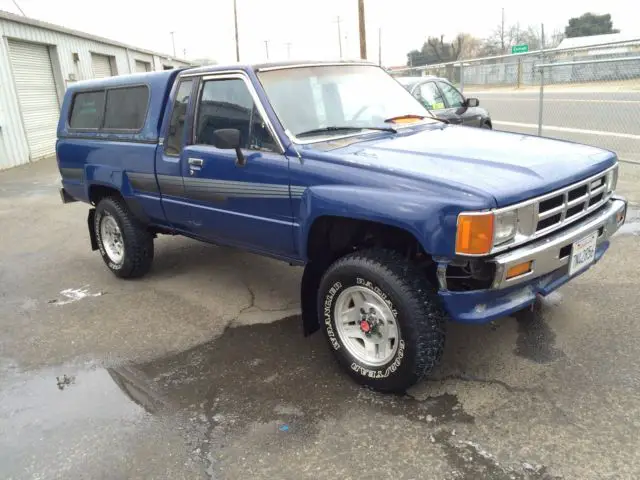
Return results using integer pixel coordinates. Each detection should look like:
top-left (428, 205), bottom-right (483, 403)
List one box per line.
top-left (334, 285), bottom-right (399, 367)
top-left (99, 213), bottom-right (124, 265)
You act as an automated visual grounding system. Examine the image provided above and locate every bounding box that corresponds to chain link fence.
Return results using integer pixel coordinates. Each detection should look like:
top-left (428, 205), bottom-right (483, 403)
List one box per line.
top-left (389, 39), bottom-right (640, 164)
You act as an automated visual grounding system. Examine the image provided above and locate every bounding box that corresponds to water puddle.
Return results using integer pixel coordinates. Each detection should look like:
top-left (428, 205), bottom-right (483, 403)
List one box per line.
top-left (0, 316), bottom-right (480, 478)
top-left (0, 363), bottom-right (158, 479)
top-left (3, 314), bottom-right (562, 478)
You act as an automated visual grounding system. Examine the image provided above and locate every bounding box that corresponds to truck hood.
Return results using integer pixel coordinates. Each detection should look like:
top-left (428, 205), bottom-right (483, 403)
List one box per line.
top-left (328, 125), bottom-right (617, 207)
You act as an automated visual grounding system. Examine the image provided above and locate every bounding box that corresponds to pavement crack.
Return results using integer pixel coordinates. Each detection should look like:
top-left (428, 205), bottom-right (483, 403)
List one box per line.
top-left (225, 281), bottom-right (257, 330)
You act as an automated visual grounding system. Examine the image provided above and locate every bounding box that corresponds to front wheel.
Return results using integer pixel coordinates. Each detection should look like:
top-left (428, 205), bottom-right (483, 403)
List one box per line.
top-left (318, 249), bottom-right (447, 392)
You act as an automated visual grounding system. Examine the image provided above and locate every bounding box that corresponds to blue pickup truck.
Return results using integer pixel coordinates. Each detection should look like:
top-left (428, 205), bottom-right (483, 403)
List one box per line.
top-left (57, 61), bottom-right (627, 392)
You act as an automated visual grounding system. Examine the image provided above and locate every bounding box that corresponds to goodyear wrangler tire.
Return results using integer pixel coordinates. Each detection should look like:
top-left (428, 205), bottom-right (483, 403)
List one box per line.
top-left (318, 249), bottom-right (446, 392)
top-left (94, 197), bottom-right (154, 278)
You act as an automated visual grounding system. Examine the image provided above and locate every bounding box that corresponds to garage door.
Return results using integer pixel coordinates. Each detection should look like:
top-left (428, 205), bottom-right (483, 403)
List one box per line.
top-left (91, 53), bottom-right (114, 78)
top-left (135, 60), bottom-right (151, 73)
top-left (8, 40), bottom-right (60, 161)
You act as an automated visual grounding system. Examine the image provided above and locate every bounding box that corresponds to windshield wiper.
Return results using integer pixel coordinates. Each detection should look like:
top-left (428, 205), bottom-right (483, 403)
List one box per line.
top-left (384, 114), bottom-right (449, 124)
top-left (296, 125), bottom-right (397, 138)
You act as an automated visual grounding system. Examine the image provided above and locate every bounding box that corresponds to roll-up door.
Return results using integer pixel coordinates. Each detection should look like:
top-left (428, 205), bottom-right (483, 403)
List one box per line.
top-left (135, 60), bottom-right (151, 72)
top-left (91, 53), bottom-right (114, 78)
top-left (8, 40), bottom-right (60, 161)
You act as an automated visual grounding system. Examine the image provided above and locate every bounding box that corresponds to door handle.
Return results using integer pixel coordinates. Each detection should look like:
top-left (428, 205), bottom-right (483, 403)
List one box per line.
top-left (188, 158), bottom-right (204, 167)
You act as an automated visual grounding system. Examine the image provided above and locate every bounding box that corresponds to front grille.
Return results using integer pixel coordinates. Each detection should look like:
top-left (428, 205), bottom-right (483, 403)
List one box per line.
top-left (534, 171), bottom-right (611, 234)
top-left (488, 165), bottom-right (617, 255)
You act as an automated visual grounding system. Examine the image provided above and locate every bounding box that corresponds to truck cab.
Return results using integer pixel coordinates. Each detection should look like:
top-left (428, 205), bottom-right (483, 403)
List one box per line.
top-left (57, 61), bottom-right (627, 392)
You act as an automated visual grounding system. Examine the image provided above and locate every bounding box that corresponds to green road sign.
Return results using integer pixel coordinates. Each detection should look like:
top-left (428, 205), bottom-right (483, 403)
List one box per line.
top-left (512, 44), bottom-right (529, 54)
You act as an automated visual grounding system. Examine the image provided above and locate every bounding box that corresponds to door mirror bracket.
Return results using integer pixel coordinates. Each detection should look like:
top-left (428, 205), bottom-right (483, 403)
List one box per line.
top-left (213, 128), bottom-right (246, 166)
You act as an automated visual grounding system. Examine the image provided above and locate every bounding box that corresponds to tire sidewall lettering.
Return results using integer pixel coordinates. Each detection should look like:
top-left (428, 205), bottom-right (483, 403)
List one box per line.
top-left (323, 275), bottom-right (405, 379)
top-left (323, 281), bottom-right (342, 350)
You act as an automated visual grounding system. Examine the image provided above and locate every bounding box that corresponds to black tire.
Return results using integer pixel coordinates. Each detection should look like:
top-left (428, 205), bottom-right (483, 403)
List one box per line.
top-left (318, 249), bottom-right (447, 392)
top-left (94, 196), bottom-right (154, 278)
top-left (482, 121), bottom-right (492, 129)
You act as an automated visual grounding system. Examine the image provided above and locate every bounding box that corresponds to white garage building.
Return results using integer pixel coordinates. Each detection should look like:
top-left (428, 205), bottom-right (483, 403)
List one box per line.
top-left (0, 10), bottom-right (191, 170)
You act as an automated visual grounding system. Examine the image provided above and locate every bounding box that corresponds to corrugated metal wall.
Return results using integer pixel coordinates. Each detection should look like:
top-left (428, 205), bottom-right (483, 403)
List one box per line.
top-left (0, 17), bottom-right (189, 170)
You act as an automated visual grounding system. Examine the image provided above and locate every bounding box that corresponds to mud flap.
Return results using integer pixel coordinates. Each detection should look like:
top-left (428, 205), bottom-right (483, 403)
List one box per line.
top-left (87, 208), bottom-right (98, 251)
top-left (301, 261), bottom-right (327, 336)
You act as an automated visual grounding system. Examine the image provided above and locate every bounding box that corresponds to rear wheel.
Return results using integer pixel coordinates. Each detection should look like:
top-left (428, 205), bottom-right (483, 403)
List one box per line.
top-left (482, 121), bottom-right (492, 129)
top-left (318, 249), bottom-right (447, 392)
top-left (94, 197), bottom-right (154, 278)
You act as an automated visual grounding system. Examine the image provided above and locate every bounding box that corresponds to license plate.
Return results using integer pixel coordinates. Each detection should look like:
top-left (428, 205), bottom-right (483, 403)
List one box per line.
top-left (569, 231), bottom-right (598, 276)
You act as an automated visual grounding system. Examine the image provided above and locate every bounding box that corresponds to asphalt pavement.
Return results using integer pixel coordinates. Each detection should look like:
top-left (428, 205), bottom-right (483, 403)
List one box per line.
top-left (1, 158), bottom-right (640, 479)
top-left (467, 89), bottom-right (640, 164)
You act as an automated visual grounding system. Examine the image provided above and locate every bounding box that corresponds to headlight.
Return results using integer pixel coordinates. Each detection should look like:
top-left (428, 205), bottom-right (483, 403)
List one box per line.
top-left (494, 210), bottom-right (518, 245)
top-left (456, 209), bottom-right (521, 255)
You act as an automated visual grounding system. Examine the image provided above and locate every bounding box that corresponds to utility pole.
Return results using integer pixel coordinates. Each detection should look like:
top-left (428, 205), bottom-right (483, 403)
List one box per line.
top-left (541, 23), bottom-right (545, 50)
top-left (378, 27), bottom-right (382, 65)
top-left (233, 0), bottom-right (240, 62)
top-left (285, 42), bottom-right (292, 59)
top-left (183, 48), bottom-right (187, 58)
top-left (334, 16), bottom-right (343, 58)
top-left (358, 0), bottom-right (367, 59)
top-left (170, 31), bottom-right (176, 57)
top-left (264, 40), bottom-right (270, 60)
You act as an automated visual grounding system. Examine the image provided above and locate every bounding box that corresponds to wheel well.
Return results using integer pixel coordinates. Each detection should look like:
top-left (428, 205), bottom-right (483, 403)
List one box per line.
top-left (88, 185), bottom-right (151, 227)
top-left (301, 216), bottom-right (436, 337)
top-left (89, 185), bottom-right (123, 206)
top-left (306, 216), bottom-right (429, 265)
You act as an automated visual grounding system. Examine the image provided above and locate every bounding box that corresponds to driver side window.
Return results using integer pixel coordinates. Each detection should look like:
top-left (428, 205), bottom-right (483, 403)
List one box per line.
top-left (195, 78), bottom-right (278, 153)
top-left (438, 81), bottom-right (464, 108)
top-left (417, 82), bottom-right (445, 110)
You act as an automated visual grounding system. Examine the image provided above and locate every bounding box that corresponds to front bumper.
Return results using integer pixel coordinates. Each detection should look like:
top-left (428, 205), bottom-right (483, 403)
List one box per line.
top-left (440, 198), bottom-right (627, 323)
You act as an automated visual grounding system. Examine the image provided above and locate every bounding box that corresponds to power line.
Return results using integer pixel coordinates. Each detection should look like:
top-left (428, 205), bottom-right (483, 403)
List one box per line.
top-left (12, 0), bottom-right (26, 16)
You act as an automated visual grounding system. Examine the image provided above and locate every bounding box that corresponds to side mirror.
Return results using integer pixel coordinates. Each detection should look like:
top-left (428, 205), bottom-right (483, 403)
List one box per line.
top-left (465, 97), bottom-right (479, 108)
top-left (213, 128), bottom-right (245, 166)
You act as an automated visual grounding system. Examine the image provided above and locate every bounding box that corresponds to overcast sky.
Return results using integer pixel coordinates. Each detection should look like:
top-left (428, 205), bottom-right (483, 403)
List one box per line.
top-left (1, 0), bottom-right (636, 65)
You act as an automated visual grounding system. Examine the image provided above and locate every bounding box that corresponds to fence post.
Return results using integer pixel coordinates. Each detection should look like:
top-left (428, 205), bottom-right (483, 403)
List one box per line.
top-left (537, 63), bottom-right (544, 136)
top-left (516, 57), bottom-right (522, 88)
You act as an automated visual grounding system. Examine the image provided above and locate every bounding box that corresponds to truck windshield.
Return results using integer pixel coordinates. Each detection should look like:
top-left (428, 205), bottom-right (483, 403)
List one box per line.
top-left (257, 65), bottom-right (434, 140)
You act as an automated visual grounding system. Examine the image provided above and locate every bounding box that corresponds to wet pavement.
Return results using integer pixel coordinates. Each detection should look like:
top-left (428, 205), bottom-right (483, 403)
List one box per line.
top-left (1, 158), bottom-right (640, 479)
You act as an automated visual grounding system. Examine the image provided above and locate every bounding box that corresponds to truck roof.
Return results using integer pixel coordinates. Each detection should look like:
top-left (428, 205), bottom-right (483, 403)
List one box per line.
top-left (65, 60), bottom-right (379, 93)
top-left (181, 59), bottom-right (377, 76)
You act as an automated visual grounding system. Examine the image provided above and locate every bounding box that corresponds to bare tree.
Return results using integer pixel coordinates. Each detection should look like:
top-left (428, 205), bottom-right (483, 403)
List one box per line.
top-left (426, 34), bottom-right (465, 62)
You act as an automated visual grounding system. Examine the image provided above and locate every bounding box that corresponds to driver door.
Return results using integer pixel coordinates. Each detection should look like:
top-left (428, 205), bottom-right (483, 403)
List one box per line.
top-left (414, 81), bottom-right (457, 123)
top-left (437, 81), bottom-right (482, 127)
top-left (179, 74), bottom-right (295, 257)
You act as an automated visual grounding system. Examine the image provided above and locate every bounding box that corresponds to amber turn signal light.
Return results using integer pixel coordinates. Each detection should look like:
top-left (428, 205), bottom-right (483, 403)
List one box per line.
top-left (506, 261), bottom-right (533, 280)
top-left (455, 213), bottom-right (494, 255)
